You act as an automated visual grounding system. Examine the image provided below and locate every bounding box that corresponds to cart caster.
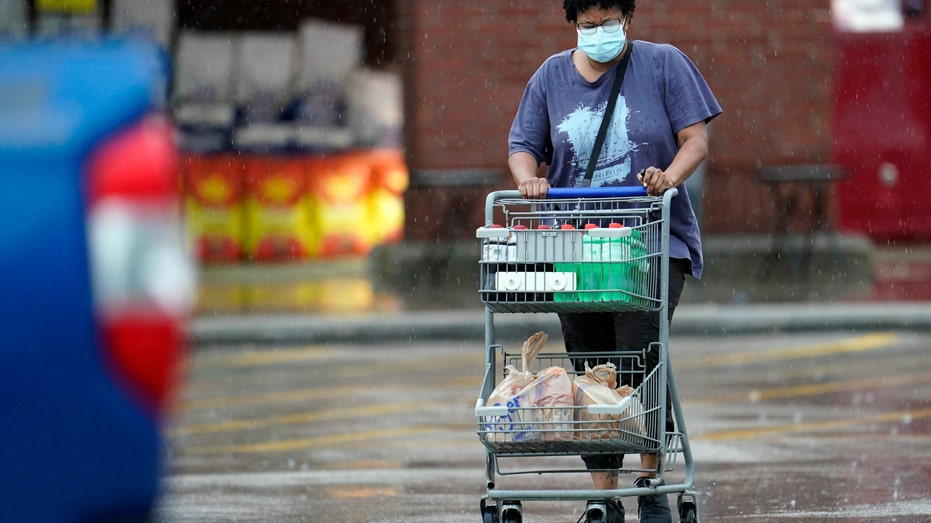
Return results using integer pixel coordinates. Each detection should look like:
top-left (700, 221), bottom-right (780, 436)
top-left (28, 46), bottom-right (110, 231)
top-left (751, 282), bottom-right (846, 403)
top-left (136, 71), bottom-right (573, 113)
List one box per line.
top-left (480, 500), bottom-right (522, 523)
top-left (500, 501), bottom-right (522, 523)
top-left (677, 492), bottom-right (700, 523)
top-left (480, 499), bottom-right (497, 523)
top-left (583, 501), bottom-right (606, 523)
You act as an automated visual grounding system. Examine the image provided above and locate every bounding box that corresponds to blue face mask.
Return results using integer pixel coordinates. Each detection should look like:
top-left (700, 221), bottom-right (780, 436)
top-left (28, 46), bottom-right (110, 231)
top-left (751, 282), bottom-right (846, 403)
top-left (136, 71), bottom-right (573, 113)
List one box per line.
top-left (577, 24), bottom-right (626, 63)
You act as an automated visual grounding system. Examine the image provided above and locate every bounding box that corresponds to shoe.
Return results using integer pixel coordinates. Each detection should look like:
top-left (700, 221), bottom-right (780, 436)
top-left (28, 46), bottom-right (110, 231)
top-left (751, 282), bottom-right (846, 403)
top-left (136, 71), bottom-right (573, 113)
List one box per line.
top-left (636, 477), bottom-right (672, 523)
top-left (577, 499), bottom-right (624, 523)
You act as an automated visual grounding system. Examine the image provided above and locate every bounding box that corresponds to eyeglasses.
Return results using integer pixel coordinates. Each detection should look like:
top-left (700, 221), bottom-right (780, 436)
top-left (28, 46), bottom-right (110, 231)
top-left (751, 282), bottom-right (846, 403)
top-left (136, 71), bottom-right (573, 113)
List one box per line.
top-left (576, 18), bottom-right (625, 35)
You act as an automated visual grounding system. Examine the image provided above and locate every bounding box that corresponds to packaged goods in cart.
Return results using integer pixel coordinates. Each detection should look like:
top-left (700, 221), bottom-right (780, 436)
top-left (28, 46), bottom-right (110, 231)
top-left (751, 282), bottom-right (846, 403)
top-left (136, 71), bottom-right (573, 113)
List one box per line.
top-left (588, 361), bottom-right (618, 389)
top-left (479, 224), bottom-right (515, 262)
top-left (535, 366), bottom-right (574, 442)
top-left (484, 331), bottom-right (544, 442)
top-left (603, 223), bottom-right (650, 303)
top-left (573, 362), bottom-right (646, 440)
top-left (483, 332), bottom-right (574, 442)
top-left (553, 224), bottom-right (583, 302)
top-left (484, 363), bottom-right (535, 443)
top-left (478, 224), bottom-right (514, 302)
top-left (580, 223), bottom-right (604, 302)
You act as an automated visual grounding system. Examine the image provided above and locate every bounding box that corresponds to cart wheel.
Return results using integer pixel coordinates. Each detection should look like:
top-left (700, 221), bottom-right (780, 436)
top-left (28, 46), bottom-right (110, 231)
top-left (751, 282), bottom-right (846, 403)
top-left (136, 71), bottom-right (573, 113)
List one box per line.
top-left (583, 501), bottom-right (606, 523)
top-left (677, 492), bottom-right (700, 523)
top-left (500, 501), bottom-right (522, 523)
top-left (480, 500), bottom-right (498, 523)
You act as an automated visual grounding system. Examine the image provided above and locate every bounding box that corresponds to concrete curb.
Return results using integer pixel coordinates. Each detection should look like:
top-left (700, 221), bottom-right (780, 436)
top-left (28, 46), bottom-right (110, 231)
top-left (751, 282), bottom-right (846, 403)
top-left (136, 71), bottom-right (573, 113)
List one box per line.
top-left (187, 302), bottom-right (931, 346)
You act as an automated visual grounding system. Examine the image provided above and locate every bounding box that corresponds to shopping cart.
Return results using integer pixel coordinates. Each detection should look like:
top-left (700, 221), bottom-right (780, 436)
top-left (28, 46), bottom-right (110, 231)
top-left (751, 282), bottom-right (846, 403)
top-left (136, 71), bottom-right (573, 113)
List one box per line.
top-left (474, 187), bottom-right (700, 523)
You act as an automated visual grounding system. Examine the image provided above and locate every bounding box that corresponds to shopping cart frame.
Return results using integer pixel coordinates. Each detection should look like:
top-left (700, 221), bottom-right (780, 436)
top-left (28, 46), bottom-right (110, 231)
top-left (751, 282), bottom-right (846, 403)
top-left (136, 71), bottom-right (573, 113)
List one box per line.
top-left (474, 187), bottom-right (699, 523)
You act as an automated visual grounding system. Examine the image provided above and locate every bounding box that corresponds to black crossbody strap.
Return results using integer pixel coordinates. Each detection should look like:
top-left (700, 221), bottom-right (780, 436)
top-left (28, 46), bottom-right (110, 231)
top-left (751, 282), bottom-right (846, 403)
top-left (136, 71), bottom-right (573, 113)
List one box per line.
top-left (580, 42), bottom-right (633, 188)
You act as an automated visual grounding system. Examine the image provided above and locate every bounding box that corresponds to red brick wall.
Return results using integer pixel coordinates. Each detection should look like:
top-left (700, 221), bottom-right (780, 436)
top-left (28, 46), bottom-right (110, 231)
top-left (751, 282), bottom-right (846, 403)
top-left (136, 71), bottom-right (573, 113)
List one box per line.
top-left (646, 1), bottom-right (837, 235)
top-left (393, 0), bottom-right (836, 239)
top-left (394, 2), bottom-right (568, 169)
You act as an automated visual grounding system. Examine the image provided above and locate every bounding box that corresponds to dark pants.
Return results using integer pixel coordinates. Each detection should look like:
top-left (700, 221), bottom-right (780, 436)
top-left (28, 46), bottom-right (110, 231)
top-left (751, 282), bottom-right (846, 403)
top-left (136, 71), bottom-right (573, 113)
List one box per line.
top-left (558, 258), bottom-right (689, 470)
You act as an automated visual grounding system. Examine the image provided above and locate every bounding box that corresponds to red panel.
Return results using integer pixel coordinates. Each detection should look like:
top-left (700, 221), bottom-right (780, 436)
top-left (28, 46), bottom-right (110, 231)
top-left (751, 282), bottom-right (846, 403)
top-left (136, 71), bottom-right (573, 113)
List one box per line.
top-left (833, 24), bottom-right (931, 241)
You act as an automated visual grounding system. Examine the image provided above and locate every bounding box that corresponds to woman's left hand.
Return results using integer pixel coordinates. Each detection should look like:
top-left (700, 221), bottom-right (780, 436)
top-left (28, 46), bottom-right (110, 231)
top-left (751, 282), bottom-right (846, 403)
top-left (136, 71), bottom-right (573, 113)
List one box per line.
top-left (637, 166), bottom-right (677, 196)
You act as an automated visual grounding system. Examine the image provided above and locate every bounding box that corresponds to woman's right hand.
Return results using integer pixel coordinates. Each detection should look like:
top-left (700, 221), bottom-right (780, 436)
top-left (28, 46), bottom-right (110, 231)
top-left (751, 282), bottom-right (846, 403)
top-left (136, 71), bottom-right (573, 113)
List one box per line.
top-left (518, 177), bottom-right (550, 199)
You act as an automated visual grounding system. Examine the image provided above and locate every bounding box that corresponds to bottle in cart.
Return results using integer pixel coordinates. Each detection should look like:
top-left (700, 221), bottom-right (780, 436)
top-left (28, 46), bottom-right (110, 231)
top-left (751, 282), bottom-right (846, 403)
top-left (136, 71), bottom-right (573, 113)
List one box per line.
top-left (603, 223), bottom-right (648, 304)
top-left (580, 223), bottom-right (604, 302)
top-left (603, 223), bottom-right (631, 302)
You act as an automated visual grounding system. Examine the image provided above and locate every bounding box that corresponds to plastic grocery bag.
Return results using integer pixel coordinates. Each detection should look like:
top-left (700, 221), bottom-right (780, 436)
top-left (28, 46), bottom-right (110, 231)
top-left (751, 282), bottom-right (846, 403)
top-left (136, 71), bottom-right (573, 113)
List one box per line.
top-left (484, 363), bottom-right (536, 443)
top-left (483, 332), bottom-right (573, 443)
top-left (588, 361), bottom-right (618, 389)
top-left (484, 332), bottom-right (546, 443)
top-left (534, 365), bottom-right (574, 441)
top-left (573, 362), bottom-right (645, 440)
top-left (520, 330), bottom-right (546, 372)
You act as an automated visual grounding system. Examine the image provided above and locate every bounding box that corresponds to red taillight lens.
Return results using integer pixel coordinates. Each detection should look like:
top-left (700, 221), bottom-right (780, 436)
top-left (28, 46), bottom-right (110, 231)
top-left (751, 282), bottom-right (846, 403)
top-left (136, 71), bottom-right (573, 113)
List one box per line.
top-left (100, 310), bottom-right (182, 414)
top-left (87, 117), bottom-right (194, 418)
top-left (89, 118), bottom-right (178, 203)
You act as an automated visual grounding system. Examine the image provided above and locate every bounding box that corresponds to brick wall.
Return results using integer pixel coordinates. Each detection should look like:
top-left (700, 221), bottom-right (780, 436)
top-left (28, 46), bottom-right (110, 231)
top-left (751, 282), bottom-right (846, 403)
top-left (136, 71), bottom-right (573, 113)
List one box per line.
top-left (393, 0), bottom-right (836, 239)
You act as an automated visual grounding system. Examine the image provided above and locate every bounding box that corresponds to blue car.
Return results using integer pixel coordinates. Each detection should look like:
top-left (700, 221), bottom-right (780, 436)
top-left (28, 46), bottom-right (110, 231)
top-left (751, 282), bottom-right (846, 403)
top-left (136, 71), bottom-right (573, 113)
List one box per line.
top-left (0, 40), bottom-right (193, 522)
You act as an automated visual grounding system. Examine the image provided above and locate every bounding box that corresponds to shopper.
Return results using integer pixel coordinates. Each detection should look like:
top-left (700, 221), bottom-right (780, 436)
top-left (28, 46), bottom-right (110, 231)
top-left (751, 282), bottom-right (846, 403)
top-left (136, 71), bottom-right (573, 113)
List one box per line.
top-left (507, 1), bottom-right (721, 521)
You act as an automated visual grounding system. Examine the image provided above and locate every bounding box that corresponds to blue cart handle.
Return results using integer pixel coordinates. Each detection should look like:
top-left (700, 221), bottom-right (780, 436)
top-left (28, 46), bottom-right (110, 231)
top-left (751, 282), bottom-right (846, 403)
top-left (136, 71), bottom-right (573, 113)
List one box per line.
top-left (546, 186), bottom-right (647, 198)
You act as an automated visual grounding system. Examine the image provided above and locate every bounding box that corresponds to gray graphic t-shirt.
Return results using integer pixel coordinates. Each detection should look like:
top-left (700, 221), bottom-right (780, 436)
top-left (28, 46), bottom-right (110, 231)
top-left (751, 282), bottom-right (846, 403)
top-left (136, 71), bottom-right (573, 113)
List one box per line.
top-left (508, 40), bottom-right (722, 278)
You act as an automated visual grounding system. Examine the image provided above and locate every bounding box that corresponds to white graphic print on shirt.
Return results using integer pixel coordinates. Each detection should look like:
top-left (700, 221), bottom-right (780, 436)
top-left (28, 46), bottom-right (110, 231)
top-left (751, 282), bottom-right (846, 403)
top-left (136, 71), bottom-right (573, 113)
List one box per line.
top-left (555, 96), bottom-right (642, 187)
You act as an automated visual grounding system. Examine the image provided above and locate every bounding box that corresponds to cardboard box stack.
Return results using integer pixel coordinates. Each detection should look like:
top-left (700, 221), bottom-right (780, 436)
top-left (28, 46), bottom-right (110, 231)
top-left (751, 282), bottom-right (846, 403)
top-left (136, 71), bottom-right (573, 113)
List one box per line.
top-left (173, 18), bottom-right (407, 267)
top-left (365, 149), bottom-right (408, 247)
top-left (293, 19), bottom-right (363, 151)
top-left (173, 32), bottom-right (238, 153)
top-left (244, 156), bottom-right (314, 262)
top-left (111, 0), bottom-right (173, 50)
top-left (308, 153), bottom-right (371, 258)
top-left (180, 154), bottom-right (246, 264)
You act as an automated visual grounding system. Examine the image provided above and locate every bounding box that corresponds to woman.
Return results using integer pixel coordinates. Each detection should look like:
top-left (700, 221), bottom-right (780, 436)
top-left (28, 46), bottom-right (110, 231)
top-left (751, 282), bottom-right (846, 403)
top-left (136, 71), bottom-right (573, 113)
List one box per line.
top-left (507, 1), bottom-right (722, 522)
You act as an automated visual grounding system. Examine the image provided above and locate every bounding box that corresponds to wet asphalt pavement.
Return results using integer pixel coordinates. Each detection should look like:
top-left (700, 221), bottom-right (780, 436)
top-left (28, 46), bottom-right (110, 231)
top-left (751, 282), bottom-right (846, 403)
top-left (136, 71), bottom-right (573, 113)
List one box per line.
top-left (154, 328), bottom-right (931, 522)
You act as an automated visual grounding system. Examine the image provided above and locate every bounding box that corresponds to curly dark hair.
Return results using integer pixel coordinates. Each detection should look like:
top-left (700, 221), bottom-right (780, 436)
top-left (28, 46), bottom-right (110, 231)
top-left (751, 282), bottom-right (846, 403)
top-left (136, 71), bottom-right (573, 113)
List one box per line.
top-left (563, 0), bottom-right (636, 23)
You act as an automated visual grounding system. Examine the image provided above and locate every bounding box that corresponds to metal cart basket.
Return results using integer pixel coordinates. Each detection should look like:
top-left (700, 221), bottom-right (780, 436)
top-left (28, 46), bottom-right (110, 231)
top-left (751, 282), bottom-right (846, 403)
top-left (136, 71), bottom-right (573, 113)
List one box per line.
top-left (474, 187), bottom-right (699, 523)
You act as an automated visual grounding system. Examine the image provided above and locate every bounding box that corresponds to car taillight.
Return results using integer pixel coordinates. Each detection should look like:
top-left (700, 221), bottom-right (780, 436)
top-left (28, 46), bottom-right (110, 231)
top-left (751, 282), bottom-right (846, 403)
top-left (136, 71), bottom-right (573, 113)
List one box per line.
top-left (87, 117), bottom-right (195, 419)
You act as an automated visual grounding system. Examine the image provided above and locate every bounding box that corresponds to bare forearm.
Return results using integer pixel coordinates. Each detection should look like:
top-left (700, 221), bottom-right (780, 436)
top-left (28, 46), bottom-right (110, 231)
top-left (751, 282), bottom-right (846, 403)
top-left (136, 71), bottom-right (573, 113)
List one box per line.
top-left (665, 129), bottom-right (708, 186)
top-left (639, 122), bottom-right (708, 195)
